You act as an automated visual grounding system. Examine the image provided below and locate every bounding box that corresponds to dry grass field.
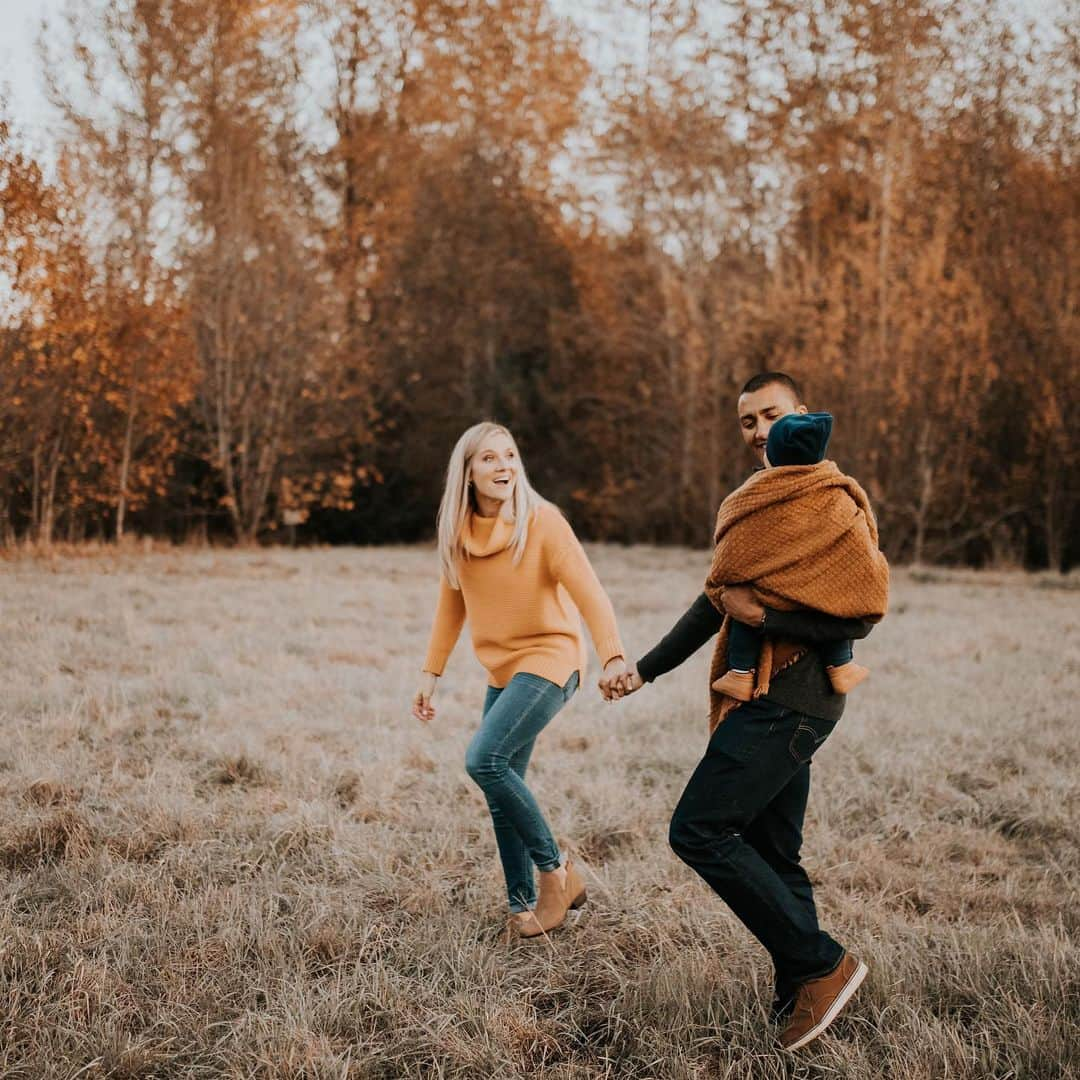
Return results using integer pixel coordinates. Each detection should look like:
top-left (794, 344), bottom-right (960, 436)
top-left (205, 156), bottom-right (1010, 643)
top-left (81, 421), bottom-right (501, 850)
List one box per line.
top-left (0, 544), bottom-right (1078, 1079)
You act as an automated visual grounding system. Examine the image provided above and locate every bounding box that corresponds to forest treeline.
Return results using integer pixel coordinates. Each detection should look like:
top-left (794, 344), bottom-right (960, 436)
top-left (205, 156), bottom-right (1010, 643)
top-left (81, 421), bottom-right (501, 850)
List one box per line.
top-left (1, 0), bottom-right (1077, 567)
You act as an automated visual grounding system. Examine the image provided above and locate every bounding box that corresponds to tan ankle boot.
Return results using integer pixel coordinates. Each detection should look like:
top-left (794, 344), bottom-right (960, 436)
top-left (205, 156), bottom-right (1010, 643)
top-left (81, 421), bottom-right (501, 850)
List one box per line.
top-left (564, 857), bottom-right (587, 911)
top-left (503, 911), bottom-right (534, 943)
top-left (518, 858), bottom-right (587, 939)
top-left (711, 669), bottom-right (755, 701)
top-left (826, 661), bottom-right (869, 695)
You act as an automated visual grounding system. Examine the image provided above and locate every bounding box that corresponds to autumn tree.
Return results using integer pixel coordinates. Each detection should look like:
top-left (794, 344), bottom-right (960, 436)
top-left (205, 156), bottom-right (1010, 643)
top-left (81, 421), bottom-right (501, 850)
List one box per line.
top-left (0, 0), bottom-right (1076, 564)
top-left (158, 0), bottom-right (353, 542)
top-left (310, 0), bottom-right (590, 538)
top-left (42, 0), bottom-right (196, 539)
top-left (0, 136), bottom-right (117, 543)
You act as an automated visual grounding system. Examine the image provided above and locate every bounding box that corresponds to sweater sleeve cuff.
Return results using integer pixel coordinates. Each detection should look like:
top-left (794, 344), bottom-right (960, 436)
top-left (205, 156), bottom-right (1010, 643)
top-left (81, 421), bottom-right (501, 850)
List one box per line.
top-left (595, 637), bottom-right (625, 668)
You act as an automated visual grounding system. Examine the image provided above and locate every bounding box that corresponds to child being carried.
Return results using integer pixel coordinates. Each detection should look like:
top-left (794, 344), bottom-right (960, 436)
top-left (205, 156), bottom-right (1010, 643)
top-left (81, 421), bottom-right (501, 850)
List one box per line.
top-left (709, 412), bottom-right (889, 704)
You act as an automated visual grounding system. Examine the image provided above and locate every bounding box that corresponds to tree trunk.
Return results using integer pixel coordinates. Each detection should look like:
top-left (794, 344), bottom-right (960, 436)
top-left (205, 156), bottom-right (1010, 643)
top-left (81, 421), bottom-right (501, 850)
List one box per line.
top-left (878, 132), bottom-right (893, 367)
top-left (31, 441), bottom-right (41, 536)
top-left (677, 276), bottom-right (705, 540)
top-left (116, 380), bottom-right (139, 540)
top-left (39, 438), bottom-right (63, 546)
top-left (912, 421), bottom-right (934, 565)
top-left (1044, 463), bottom-right (1064, 572)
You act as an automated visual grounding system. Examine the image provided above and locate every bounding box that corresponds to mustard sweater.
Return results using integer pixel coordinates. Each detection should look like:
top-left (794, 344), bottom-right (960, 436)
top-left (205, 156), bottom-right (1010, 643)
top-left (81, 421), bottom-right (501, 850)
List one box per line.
top-left (423, 503), bottom-right (624, 689)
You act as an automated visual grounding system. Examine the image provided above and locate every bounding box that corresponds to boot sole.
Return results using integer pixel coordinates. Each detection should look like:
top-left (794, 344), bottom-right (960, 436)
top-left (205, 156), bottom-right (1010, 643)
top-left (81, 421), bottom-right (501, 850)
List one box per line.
top-left (782, 960), bottom-right (868, 1051)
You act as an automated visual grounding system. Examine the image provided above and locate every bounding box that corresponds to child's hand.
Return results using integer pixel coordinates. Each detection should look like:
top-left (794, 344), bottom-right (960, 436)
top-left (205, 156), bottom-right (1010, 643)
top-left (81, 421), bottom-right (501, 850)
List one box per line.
top-left (720, 585), bottom-right (766, 627)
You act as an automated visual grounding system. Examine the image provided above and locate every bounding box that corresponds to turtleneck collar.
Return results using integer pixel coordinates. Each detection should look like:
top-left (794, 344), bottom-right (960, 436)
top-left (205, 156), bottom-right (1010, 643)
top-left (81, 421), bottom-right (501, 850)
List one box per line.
top-left (462, 510), bottom-right (515, 557)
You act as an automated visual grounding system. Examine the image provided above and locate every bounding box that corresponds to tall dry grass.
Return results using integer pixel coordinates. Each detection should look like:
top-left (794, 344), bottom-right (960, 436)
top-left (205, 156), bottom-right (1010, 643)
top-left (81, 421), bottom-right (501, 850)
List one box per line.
top-left (0, 545), bottom-right (1077, 1078)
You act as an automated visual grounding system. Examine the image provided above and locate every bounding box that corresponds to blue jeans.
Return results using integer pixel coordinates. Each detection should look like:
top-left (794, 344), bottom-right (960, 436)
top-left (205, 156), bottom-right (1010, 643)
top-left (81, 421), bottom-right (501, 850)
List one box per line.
top-left (465, 670), bottom-right (580, 912)
top-left (728, 619), bottom-right (853, 671)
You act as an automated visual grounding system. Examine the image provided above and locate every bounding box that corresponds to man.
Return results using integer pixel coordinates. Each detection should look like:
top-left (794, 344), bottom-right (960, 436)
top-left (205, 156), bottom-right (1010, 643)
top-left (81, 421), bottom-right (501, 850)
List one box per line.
top-left (601, 372), bottom-right (876, 1051)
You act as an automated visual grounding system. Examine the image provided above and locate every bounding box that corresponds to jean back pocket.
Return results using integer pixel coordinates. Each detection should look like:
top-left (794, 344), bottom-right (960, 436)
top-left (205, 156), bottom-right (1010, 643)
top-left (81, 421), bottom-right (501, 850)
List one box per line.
top-left (788, 716), bottom-right (836, 765)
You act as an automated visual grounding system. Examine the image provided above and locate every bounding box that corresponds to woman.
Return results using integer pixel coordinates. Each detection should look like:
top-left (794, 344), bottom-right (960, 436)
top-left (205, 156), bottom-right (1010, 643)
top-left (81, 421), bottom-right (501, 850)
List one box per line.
top-left (413, 421), bottom-right (627, 939)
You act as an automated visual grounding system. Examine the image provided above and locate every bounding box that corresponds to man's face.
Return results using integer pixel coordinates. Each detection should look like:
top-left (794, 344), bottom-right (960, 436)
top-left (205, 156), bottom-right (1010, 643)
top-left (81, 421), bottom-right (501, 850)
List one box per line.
top-left (737, 383), bottom-right (808, 464)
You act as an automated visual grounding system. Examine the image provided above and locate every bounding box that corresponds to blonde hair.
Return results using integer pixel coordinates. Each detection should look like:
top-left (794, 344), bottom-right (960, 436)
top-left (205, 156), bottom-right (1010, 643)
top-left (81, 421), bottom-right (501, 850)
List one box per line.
top-left (437, 421), bottom-right (547, 588)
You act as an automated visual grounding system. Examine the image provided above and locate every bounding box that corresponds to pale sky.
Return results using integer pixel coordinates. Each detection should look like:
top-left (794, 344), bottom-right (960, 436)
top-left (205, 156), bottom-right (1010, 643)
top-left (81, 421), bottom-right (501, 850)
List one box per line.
top-left (1, 0), bottom-right (56, 134)
top-left (0, 0), bottom-right (1069, 154)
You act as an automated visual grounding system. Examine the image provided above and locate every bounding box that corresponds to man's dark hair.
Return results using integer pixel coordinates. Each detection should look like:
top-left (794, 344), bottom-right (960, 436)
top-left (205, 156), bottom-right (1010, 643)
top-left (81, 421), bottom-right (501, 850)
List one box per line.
top-left (739, 371), bottom-right (803, 402)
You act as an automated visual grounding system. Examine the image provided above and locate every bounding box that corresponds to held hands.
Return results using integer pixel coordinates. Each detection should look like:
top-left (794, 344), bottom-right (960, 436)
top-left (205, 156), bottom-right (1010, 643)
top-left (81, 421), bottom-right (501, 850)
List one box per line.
top-left (599, 657), bottom-right (627, 701)
top-left (598, 659), bottom-right (644, 702)
top-left (416, 657), bottom-right (645, 719)
top-left (412, 672), bottom-right (438, 723)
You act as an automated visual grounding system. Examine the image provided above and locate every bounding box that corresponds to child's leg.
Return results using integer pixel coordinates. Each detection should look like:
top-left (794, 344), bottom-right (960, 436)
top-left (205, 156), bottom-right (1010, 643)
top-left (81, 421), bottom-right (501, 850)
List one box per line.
top-left (823, 639), bottom-right (869, 694)
top-left (821, 640), bottom-right (853, 669)
top-left (715, 620), bottom-right (761, 702)
top-left (728, 620), bottom-right (763, 673)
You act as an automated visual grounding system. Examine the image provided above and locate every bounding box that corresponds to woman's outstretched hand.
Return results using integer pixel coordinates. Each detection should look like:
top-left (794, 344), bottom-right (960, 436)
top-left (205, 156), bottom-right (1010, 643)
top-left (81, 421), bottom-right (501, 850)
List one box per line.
top-left (598, 657), bottom-right (627, 701)
top-left (412, 672), bottom-right (438, 723)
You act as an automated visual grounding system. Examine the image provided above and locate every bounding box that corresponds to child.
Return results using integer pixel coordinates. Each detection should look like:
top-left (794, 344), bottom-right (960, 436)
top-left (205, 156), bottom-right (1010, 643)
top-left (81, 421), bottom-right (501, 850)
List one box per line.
top-left (712, 412), bottom-right (870, 702)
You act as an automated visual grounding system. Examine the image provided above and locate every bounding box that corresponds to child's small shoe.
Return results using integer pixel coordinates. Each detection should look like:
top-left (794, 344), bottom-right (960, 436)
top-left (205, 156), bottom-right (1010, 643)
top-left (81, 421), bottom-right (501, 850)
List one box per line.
top-left (711, 669), bottom-right (755, 701)
top-left (826, 661), bottom-right (869, 695)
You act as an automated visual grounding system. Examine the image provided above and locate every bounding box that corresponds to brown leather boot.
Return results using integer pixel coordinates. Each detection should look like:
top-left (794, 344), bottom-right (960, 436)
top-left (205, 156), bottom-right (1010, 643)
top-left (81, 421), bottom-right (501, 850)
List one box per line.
top-left (517, 858), bottom-right (587, 939)
top-left (711, 669), bottom-right (755, 701)
top-left (502, 911), bottom-right (533, 944)
top-left (564, 857), bottom-right (587, 911)
top-left (826, 662), bottom-right (869, 695)
top-left (779, 952), bottom-right (868, 1051)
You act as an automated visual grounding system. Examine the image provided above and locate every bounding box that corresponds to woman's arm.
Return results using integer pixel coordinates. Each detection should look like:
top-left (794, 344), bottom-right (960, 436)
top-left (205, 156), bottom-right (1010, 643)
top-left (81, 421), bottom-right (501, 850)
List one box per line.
top-left (414, 575), bottom-right (466, 723)
top-left (548, 516), bottom-right (624, 667)
top-left (422, 574), bottom-right (466, 676)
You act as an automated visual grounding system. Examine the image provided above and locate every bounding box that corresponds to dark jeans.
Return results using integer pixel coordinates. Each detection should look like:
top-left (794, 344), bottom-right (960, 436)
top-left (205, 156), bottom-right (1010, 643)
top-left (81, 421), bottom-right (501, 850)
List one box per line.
top-left (728, 619), bottom-right (853, 672)
top-left (668, 696), bottom-right (844, 992)
top-left (466, 670), bottom-right (579, 912)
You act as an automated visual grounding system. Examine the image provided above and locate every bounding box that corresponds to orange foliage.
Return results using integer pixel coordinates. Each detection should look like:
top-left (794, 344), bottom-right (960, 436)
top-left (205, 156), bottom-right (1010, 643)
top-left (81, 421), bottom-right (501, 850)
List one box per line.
top-left (1, 1), bottom-right (1076, 565)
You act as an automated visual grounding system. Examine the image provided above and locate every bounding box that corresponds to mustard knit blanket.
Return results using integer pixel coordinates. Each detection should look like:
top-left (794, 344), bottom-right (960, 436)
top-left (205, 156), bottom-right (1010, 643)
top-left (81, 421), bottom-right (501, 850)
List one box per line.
top-left (703, 461), bottom-right (889, 732)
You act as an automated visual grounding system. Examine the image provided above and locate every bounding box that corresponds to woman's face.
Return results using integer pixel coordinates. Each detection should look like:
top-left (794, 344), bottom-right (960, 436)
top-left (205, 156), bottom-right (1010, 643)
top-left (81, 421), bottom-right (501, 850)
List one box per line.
top-left (470, 432), bottom-right (519, 508)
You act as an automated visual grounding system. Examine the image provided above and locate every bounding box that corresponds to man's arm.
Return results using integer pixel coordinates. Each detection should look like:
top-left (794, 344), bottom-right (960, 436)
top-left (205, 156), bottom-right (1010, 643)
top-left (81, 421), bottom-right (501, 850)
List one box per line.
top-left (720, 583), bottom-right (874, 644)
top-left (762, 608), bottom-right (875, 644)
top-left (636, 592), bottom-right (725, 683)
